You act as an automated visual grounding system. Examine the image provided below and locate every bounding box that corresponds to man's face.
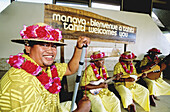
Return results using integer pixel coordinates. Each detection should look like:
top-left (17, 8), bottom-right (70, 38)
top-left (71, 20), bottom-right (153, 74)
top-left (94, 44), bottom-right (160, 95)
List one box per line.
top-left (151, 52), bottom-right (158, 56)
top-left (94, 59), bottom-right (104, 68)
top-left (124, 60), bottom-right (132, 65)
top-left (26, 43), bottom-right (57, 69)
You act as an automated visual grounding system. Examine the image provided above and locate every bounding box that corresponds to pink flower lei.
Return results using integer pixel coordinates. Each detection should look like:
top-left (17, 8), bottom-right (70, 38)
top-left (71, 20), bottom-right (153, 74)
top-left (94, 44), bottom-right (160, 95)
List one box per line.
top-left (20, 24), bottom-right (62, 41)
top-left (90, 63), bottom-right (107, 80)
top-left (120, 62), bottom-right (133, 74)
top-left (7, 53), bottom-right (61, 94)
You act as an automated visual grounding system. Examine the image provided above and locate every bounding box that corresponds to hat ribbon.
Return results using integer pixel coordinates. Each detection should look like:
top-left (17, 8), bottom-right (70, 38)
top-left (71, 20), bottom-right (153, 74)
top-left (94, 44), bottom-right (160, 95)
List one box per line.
top-left (90, 52), bottom-right (105, 60)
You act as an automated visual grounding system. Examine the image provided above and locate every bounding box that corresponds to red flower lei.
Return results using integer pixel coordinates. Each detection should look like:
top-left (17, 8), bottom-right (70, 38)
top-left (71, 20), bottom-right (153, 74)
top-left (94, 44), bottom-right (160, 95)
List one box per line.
top-left (120, 62), bottom-right (133, 74)
top-left (90, 63), bottom-right (107, 80)
top-left (146, 55), bottom-right (158, 62)
top-left (7, 53), bottom-right (61, 94)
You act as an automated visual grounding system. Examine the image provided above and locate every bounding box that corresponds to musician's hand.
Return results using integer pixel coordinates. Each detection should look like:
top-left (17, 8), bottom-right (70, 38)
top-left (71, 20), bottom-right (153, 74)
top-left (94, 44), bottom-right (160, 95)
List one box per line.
top-left (74, 95), bottom-right (91, 112)
top-left (125, 77), bottom-right (135, 82)
top-left (99, 83), bottom-right (108, 88)
top-left (114, 72), bottom-right (123, 80)
top-left (76, 36), bottom-right (91, 49)
top-left (153, 59), bottom-right (160, 65)
top-left (141, 73), bottom-right (147, 78)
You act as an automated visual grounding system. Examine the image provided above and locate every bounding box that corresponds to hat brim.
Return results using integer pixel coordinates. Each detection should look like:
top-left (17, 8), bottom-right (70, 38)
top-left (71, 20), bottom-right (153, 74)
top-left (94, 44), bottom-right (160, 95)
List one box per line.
top-left (11, 39), bottom-right (67, 46)
top-left (121, 56), bottom-right (137, 61)
top-left (90, 56), bottom-right (108, 62)
top-left (147, 51), bottom-right (162, 54)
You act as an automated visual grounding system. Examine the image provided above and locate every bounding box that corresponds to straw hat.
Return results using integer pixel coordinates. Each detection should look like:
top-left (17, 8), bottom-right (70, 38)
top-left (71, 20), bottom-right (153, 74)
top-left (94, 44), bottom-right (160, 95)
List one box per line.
top-left (120, 51), bottom-right (137, 61)
top-left (11, 23), bottom-right (66, 46)
top-left (90, 51), bottom-right (108, 62)
top-left (147, 48), bottom-right (162, 54)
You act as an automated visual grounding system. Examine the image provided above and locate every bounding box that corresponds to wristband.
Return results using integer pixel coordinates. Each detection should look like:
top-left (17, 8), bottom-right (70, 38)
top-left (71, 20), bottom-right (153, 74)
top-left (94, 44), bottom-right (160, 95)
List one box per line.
top-left (76, 45), bottom-right (82, 49)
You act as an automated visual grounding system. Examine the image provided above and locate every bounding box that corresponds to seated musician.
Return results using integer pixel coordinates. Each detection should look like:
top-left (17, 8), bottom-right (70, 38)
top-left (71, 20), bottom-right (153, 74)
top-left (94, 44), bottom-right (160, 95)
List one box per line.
top-left (140, 48), bottom-right (170, 107)
top-left (80, 51), bottom-right (121, 112)
top-left (160, 54), bottom-right (170, 79)
top-left (113, 51), bottom-right (150, 112)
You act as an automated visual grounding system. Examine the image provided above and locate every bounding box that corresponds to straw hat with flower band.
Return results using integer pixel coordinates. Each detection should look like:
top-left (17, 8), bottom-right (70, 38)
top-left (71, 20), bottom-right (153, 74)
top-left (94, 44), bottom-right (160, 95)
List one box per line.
top-left (90, 51), bottom-right (108, 62)
top-left (11, 23), bottom-right (67, 46)
top-left (120, 51), bottom-right (137, 61)
top-left (147, 48), bottom-right (162, 54)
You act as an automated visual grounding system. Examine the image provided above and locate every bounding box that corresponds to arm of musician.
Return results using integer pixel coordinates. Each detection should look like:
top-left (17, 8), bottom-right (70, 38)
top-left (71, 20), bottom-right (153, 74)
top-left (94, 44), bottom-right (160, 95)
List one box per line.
top-left (160, 62), bottom-right (167, 71)
top-left (64, 36), bottom-right (90, 76)
top-left (112, 72), bottom-right (123, 81)
top-left (73, 95), bottom-right (91, 112)
top-left (138, 73), bottom-right (147, 79)
top-left (81, 83), bottom-right (108, 90)
top-left (116, 77), bottom-right (135, 82)
top-left (124, 77), bottom-right (136, 82)
top-left (154, 58), bottom-right (161, 65)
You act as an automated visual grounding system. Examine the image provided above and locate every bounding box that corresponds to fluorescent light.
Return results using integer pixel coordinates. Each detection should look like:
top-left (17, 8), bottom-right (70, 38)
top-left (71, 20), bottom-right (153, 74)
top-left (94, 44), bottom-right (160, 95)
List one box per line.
top-left (16, 0), bottom-right (52, 4)
top-left (92, 2), bottom-right (120, 11)
top-left (56, 2), bottom-right (88, 7)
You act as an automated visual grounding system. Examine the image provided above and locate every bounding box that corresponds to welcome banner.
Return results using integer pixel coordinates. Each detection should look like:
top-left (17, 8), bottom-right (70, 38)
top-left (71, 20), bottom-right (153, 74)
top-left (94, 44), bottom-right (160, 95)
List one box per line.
top-left (44, 4), bottom-right (137, 44)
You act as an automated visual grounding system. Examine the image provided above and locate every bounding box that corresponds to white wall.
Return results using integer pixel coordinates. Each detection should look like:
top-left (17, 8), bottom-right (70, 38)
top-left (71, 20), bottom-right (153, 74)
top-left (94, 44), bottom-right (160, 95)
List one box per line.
top-left (0, 1), bottom-right (44, 58)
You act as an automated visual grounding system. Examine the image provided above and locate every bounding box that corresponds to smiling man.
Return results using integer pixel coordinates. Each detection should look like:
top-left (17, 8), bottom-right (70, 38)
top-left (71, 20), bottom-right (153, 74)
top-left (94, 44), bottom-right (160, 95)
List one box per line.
top-left (0, 23), bottom-right (91, 112)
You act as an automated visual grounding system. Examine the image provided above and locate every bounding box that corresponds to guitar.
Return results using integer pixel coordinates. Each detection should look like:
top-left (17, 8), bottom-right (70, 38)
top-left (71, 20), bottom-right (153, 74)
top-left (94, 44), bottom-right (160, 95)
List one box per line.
top-left (89, 73), bottom-right (122, 95)
top-left (146, 70), bottom-right (161, 80)
top-left (121, 65), bottom-right (160, 88)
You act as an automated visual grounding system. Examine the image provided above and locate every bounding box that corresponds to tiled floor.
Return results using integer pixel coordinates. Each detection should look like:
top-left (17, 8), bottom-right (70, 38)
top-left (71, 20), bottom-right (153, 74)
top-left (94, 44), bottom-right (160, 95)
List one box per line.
top-left (121, 95), bottom-right (170, 112)
top-left (123, 78), bottom-right (170, 112)
top-left (120, 78), bottom-right (170, 112)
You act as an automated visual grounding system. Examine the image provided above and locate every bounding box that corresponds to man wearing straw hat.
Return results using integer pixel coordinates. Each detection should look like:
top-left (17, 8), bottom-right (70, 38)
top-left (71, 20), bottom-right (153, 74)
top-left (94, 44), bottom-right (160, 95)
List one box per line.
top-left (81, 51), bottom-right (121, 112)
top-left (113, 51), bottom-right (150, 112)
top-left (140, 48), bottom-right (170, 107)
top-left (0, 23), bottom-right (91, 112)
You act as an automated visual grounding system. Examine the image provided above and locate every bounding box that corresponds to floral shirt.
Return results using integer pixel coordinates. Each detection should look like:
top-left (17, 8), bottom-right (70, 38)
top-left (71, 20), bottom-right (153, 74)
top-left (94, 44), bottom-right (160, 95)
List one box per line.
top-left (0, 54), bottom-right (67, 112)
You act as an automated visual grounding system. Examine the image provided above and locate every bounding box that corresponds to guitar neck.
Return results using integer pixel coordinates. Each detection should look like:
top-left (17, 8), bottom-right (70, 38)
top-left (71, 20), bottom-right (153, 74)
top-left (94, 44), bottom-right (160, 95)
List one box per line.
top-left (105, 76), bottom-right (116, 83)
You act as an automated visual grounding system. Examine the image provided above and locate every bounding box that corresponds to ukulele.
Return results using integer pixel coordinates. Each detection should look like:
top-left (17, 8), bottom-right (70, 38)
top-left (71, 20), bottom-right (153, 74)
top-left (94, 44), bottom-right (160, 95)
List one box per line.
top-left (89, 73), bottom-right (122, 95)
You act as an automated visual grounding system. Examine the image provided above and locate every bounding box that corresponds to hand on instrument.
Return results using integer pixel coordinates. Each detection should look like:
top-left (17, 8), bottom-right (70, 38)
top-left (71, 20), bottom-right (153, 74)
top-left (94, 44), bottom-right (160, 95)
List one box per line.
top-left (125, 77), bottom-right (136, 82)
top-left (153, 59), bottom-right (160, 65)
top-left (141, 73), bottom-right (147, 78)
top-left (74, 95), bottom-right (91, 112)
top-left (114, 72), bottom-right (123, 80)
top-left (99, 83), bottom-right (108, 88)
top-left (76, 36), bottom-right (91, 49)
